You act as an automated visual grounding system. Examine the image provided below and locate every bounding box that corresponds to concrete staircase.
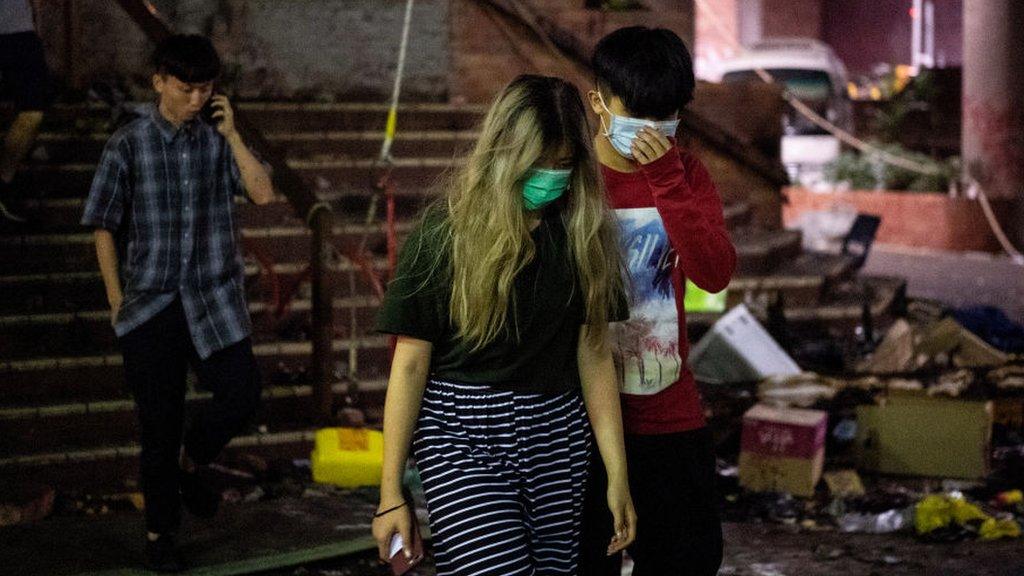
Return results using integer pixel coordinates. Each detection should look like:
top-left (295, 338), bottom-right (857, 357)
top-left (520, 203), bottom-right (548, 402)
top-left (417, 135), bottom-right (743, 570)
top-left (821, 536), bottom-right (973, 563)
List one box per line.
top-left (0, 101), bottom-right (904, 494)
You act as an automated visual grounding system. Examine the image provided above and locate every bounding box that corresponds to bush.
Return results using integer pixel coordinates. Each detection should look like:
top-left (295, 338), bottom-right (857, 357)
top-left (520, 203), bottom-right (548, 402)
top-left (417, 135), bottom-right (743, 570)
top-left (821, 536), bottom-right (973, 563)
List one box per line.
top-left (823, 143), bottom-right (959, 192)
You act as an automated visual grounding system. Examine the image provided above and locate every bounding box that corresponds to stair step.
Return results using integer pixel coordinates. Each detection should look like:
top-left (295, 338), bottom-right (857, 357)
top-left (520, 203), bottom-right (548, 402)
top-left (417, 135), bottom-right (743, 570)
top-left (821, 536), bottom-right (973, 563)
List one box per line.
top-left (0, 275), bottom-right (899, 407)
top-left (3, 220), bottom-right (783, 277)
top-left (726, 275), bottom-right (824, 309)
top-left (0, 297), bottom-right (382, 359)
top-left (688, 275), bottom-right (907, 341)
top-left (722, 201), bottom-right (752, 229)
top-left (25, 130), bottom-right (479, 164)
top-left (0, 260), bottom-right (394, 315)
top-left (0, 429), bottom-right (319, 495)
top-left (16, 156), bottom-right (456, 200)
top-left (2, 266), bottom-right (849, 359)
top-left (2, 101), bottom-right (487, 133)
top-left (9, 196), bottom-right (751, 240)
top-left (232, 102), bottom-right (486, 132)
top-left (10, 191), bottom-right (430, 238)
top-left (732, 229), bottom-right (803, 275)
top-left (0, 219), bottom-right (413, 274)
top-left (0, 381), bottom-right (384, 458)
top-left (0, 338), bottom-right (391, 408)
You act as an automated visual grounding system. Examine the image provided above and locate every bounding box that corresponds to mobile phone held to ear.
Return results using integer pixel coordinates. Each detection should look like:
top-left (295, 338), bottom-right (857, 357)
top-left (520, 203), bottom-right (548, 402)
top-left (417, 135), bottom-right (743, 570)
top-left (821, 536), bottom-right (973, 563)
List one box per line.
top-left (389, 530), bottom-right (424, 576)
top-left (200, 96), bottom-right (221, 125)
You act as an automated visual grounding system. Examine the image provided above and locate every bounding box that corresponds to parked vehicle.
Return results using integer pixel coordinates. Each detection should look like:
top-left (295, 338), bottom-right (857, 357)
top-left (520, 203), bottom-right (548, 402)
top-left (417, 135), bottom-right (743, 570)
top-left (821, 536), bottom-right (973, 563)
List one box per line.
top-left (714, 38), bottom-right (854, 185)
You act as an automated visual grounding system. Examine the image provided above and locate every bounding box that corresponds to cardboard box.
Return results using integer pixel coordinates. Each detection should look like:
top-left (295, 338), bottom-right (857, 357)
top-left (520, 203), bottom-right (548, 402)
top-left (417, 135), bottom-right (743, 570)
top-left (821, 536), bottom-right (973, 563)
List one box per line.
top-left (738, 404), bottom-right (828, 497)
top-left (855, 395), bottom-right (992, 479)
top-left (993, 397), bottom-right (1024, 430)
top-left (689, 305), bottom-right (802, 384)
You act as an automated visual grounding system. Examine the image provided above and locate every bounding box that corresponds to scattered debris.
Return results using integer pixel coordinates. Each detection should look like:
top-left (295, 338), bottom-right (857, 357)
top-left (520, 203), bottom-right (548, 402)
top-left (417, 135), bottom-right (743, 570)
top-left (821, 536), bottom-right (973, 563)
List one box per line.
top-left (990, 365), bottom-right (1024, 390)
top-left (915, 494), bottom-right (1021, 541)
top-left (749, 562), bottom-right (788, 576)
top-left (953, 306), bottom-right (1024, 354)
top-left (928, 368), bottom-right (974, 397)
top-left (858, 317), bottom-right (1009, 374)
top-left (758, 373), bottom-right (837, 408)
top-left (838, 508), bottom-right (911, 534)
top-left (0, 485), bottom-right (55, 527)
top-left (824, 470), bottom-right (865, 498)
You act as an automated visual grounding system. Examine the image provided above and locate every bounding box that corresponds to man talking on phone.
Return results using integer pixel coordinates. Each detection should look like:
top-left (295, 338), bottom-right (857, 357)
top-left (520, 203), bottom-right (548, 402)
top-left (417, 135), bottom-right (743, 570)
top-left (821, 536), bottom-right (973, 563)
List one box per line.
top-left (81, 34), bottom-right (274, 573)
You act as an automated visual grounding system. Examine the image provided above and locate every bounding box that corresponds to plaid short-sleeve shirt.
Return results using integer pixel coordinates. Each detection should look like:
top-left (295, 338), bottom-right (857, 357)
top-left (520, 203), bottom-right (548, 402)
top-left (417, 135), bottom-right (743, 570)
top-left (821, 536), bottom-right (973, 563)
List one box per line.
top-left (81, 105), bottom-right (252, 359)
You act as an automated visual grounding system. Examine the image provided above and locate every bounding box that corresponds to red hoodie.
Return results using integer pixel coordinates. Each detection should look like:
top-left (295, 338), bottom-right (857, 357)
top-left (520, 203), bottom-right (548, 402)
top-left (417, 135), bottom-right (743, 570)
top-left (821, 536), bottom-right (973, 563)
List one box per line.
top-left (603, 146), bottom-right (737, 435)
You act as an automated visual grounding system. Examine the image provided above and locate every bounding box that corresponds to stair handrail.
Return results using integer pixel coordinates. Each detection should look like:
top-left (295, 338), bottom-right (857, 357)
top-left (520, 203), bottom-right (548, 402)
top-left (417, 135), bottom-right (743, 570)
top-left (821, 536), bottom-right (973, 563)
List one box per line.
top-left (111, 0), bottom-right (336, 424)
top-left (474, 0), bottom-right (790, 187)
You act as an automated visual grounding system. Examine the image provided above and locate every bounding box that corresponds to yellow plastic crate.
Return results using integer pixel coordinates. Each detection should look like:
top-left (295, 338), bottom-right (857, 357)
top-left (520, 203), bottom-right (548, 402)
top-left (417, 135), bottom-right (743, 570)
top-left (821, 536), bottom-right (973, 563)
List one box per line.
top-left (311, 427), bottom-right (384, 488)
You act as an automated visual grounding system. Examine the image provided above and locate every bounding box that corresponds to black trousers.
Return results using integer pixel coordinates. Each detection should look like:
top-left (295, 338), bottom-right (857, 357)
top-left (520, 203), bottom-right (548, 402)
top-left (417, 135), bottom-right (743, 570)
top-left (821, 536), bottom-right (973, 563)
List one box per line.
top-left (579, 427), bottom-right (723, 576)
top-left (119, 299), bottom-right (262, 534)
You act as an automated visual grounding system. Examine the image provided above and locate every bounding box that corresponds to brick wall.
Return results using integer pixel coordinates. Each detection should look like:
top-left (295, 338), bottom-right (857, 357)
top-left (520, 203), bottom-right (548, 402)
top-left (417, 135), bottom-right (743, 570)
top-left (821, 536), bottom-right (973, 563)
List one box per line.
top-left (694, 0), bottom-right (740, 79)
top-left (449, 0), bottom-right (696, 103)
top-left (34, 0), bottom-right (450, 101)
top-left (761, 0), bottom-right (822, 39)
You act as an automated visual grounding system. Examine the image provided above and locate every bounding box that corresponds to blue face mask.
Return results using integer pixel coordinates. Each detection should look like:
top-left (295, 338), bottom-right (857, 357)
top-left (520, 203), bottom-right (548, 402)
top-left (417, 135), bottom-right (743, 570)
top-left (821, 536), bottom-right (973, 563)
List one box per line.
top-left (522, 168), bottom-right (571, 210)
top-left (597, 92), bottom-right (680, 160)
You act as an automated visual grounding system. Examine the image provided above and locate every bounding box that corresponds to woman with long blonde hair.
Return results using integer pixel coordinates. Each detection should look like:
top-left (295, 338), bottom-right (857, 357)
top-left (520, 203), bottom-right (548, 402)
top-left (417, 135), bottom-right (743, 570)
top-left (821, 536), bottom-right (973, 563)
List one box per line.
top-left (371, 75), bottom-right (636, 575)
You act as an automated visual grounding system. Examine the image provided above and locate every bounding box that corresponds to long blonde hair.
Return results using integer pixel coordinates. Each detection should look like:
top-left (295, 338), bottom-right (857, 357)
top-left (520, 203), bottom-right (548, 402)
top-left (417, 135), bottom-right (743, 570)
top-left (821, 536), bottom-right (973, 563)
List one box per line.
top-left (423, 75), bottom-right (624, 351)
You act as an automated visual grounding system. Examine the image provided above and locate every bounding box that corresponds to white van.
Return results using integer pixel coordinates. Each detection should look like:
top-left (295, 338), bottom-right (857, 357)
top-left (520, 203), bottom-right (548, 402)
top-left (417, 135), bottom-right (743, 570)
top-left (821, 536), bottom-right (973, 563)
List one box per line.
top-left (713, 38), bottom-right (853, 185)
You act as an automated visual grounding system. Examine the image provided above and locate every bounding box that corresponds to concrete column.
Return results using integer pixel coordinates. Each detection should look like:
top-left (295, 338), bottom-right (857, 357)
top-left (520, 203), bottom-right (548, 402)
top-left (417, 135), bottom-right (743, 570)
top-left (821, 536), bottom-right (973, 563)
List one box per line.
top-left (962, 0), bottom-right (1024, 246)
top-left (738, 0), bottom-right (763, 47)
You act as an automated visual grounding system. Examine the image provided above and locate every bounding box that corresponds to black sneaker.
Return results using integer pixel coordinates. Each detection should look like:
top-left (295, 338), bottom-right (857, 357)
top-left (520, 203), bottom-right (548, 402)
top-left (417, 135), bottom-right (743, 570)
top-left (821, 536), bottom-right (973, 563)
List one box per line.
top-left (144, 533), bottom-right (186, 573)
top-left (179, 468), bottom-right (220, 519)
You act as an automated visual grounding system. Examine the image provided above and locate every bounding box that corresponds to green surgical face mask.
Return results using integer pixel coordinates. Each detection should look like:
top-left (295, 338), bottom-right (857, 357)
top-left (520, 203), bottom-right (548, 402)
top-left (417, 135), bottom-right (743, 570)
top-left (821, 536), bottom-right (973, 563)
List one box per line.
top-left (522, 168), bottom-right (571, 210)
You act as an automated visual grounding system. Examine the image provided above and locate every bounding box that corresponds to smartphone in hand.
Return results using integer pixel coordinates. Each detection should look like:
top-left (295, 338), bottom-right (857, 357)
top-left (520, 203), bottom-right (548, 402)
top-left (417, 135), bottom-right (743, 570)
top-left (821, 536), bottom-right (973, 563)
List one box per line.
top-left (200, 96), bottom-right (222, 125)
top-left (389, 531), bottom-right (424, 576)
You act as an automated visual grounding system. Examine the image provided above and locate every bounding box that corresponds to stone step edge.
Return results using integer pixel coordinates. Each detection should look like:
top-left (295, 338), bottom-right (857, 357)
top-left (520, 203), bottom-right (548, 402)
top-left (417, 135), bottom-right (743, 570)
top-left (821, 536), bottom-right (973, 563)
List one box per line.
top-left (0, 260), bottom-right (388, 285)
top-left (3, 336), bottom-right (389, 373)
top-left (0, 276), bottom-right (828, 327)
top-left (23, 156), bottom-right (461, 173)
top-left (687, 276), bottom-right (906, 325)
top-left (25, 129), bottom-right (481, 142)
top-left (26, 188), bottom-right (432, 213)
top-left (0, 379), bottom-right (386, 422)
top-left (2, 277), bottom-right (903, 374)
top-left (0, 429), bottom-right (320, 469)
top-left (5, 101), bottom-right (488, 113)
top-left (7, 209), bottom-right (757, 248)
top-left (6, 221), bottom-right (417, 247)
top-left (0, 296), bottom-right (381, 327)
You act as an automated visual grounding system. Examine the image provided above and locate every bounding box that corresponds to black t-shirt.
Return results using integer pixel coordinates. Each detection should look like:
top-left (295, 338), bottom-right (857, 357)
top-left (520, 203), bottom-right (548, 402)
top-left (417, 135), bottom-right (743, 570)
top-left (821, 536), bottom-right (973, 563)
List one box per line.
top-left (376, 209), bottom-right (625, 394)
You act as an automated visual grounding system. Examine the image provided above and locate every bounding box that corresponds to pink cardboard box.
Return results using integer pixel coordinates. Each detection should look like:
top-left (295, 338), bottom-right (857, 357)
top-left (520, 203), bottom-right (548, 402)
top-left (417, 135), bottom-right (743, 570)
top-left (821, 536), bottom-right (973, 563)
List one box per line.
top-left (739, 404), bottom-right (828, 497)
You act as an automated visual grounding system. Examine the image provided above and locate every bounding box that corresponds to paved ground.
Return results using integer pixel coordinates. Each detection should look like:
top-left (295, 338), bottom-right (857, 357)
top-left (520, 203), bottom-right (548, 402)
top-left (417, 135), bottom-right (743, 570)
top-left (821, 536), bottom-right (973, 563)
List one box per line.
top-left (264, 521), bottom-right (1024, 576)
top-left (3, 494), bottom-right (1022, 576)
top-left (863, 244), bottom-right (1024, 324)
top-left (0, 490), bottom-right (388, 576)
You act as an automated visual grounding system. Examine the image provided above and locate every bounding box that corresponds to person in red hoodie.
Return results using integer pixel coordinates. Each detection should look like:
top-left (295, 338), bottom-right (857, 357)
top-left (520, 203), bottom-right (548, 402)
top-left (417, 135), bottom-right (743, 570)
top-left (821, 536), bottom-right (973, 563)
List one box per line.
top-left (579, 26), bottom-right (737, 576)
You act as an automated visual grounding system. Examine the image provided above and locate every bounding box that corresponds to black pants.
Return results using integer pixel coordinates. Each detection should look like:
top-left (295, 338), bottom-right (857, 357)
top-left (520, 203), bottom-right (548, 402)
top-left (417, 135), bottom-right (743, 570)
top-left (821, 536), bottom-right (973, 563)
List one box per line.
top-left (119, 300), bottom-right (262, 534)
top-left (579, 427), bottom-right (723, 576)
